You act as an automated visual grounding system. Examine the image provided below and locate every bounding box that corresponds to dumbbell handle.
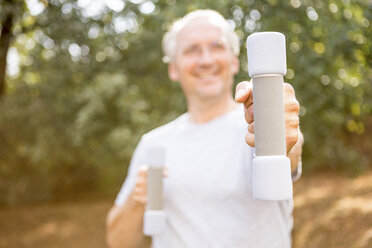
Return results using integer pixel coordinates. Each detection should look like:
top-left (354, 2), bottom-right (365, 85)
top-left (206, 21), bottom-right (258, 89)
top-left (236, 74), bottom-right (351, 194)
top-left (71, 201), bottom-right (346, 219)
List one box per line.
top-left (147, 166), bottom-right (163, 210)
top-left (252, 75), bottom-right (286, 156)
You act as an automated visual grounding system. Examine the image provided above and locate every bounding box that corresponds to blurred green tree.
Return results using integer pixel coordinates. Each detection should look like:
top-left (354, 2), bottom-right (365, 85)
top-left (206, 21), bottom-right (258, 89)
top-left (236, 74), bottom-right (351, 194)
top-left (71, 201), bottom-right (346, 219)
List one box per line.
top-left (0, 0), bottom-right (371, 204)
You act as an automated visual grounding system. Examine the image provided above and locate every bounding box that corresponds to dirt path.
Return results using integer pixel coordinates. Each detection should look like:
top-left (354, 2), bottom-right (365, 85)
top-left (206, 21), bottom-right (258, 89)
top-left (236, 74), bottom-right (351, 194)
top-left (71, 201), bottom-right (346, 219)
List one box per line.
top-left (1, 172), bottom-right (371, 248)
top-left (293, 171), bottom-right (372, 248)
top-left (0, 200), bottom-right (110, 248)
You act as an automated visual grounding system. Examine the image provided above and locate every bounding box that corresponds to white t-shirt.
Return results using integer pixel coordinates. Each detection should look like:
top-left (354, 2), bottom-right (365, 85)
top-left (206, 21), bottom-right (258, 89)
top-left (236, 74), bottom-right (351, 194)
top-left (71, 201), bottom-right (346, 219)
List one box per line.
top-left (116, 106), bottom-right (293, 248)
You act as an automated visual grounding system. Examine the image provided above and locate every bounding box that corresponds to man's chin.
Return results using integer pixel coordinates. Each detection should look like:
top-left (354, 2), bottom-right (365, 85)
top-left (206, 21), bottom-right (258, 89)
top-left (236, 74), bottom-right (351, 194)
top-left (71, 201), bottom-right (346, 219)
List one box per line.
top-left (196, 88), bottom-right (225, 100)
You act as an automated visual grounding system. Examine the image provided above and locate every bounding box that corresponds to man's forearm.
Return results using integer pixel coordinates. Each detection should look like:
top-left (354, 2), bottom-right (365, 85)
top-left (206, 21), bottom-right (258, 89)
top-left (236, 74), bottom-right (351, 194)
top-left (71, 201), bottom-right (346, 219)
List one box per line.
top-left (106, 193), bottom-right (151, 248)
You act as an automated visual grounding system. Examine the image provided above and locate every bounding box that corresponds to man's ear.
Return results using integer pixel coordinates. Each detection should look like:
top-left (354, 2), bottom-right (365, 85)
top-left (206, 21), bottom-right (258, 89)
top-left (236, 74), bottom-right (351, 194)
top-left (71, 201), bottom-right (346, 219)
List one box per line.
top-left (168, 63), bottom-right (179, 82)
top-left (231, 55), bottom-right (240, 75)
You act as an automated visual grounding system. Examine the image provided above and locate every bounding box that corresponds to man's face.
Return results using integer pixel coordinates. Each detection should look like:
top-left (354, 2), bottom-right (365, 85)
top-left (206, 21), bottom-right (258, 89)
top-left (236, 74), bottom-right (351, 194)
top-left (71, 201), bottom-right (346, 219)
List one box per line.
top-left (168, 18), bottom-right (239, 102)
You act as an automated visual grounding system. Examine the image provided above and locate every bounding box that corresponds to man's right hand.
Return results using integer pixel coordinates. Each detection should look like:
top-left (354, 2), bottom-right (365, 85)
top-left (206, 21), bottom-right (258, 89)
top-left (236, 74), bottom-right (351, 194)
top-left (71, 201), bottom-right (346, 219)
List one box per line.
top-left (131, 165), bottom-right (149, 206)
top-left (130, 165), bottom-right (168, 206)
top-left (106, 164), bottom-right (168, 248)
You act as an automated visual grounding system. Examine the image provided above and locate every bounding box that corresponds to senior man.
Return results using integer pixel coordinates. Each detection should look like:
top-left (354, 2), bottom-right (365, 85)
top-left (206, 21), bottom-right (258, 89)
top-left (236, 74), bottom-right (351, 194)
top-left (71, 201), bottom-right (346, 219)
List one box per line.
top-left (106, 9), bottom-right (303, 248)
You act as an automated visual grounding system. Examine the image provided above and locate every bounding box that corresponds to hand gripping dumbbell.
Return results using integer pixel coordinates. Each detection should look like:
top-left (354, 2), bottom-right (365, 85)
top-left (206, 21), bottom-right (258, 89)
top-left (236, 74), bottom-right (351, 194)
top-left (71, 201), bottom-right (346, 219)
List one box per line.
top-left (143, 147), bottom-right (167, 235)
top-left (247, 32), bottom-right (293, 201)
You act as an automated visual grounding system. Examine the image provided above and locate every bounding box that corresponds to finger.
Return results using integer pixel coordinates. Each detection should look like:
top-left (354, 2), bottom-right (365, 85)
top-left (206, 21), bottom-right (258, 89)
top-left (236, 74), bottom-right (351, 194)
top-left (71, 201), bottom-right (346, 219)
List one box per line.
top-left (283, 83), bottom-right (295, 96)
top-left (134, 186), bottom-right (146, 196)
top-left (244, 97), bottom-right (253, 109)
top-left (138, 165), bottom-right (149, 177)
top-left (285, 113), bottom-right (300, 152)
top-left (133, 195), bottom-right (147, 205)
top-left (285, 99), bottom-right (300, 114)
top-left (235, 81), bottom-right (253, 103)
top-left (135, 165), bottom-right (148, 188)
top-left (248, 122), bottom-right (255, 134)
top-left (163, 167), bottom-right (169, 177)
top-left (235, 81), bottom-right (248, 101)
top-left (245, 104), bottom-right (254, 124)
top-left (245, 131), bottom-right (255, 147)
top-left (285, 114), bottom-right (300, 129)
top-left (135, 176), bottom-right (146, 189)
top-left (286, 129), bottom-right (299, 153)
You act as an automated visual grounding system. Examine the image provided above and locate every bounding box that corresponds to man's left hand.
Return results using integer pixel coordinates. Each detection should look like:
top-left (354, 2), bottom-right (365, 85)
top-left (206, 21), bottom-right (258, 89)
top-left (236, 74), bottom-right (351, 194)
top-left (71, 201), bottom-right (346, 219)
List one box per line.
top-left (235, 81), bottom-right (300, 154)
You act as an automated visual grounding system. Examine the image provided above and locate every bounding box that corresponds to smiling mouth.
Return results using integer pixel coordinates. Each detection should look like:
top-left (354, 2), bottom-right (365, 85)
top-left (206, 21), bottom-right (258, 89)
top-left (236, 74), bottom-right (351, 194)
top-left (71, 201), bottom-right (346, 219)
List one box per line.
top-left (194, 71), bottom-right (219, 79)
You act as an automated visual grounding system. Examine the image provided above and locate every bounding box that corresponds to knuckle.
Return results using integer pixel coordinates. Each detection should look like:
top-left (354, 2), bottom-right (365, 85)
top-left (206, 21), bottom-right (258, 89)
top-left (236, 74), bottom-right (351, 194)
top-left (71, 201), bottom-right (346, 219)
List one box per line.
top-left (136, 178), bottom-right (146, 188)
top-left (286, 131), bottom-right (299, 143)
top-left (133, 195), bottom-right (147, 205)
top-left (248, 123), bottom-right (255, 133)
top-left (139, 165), bottom-right (148, 173)
top-left (135, 180), bottom-right (145, 189)
top-left (286, 100), bottom-right (300, 112)
top-left (286, 116), bottom-right (299, 128)
top-left (236, 81), bottom-right (248, 91)
top-left (134, 187), bottom-right (146, 197)
top-left (284, 83), bottom-right (295, 94)
top-left (135, 180), bottom-right (141, 187)
top-left (245, 106), bottom-right (254, 124)
top-left (287, 136), bottom-right (298, 146)
top-left (236, 81), bottom-right (247, 87)
top-left (133, 188), bottom-right (141, 197)
top-left (245, 133), bottom-right (255, 147)
top-left (293, 100), bottom-right (300, 112)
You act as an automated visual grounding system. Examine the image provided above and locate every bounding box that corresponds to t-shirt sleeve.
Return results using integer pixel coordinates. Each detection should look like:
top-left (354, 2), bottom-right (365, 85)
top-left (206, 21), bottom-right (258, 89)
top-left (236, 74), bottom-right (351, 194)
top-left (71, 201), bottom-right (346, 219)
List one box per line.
top-left (114, 137), bottom-right (148, 206)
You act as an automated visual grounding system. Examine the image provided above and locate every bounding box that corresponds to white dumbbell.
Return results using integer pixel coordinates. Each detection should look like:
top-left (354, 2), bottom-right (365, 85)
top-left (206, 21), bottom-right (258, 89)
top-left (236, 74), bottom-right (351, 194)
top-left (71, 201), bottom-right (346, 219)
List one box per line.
top-left (143, 147), bottom-right (167, 235)
top-left (247, 32), bottom-right (293, 201)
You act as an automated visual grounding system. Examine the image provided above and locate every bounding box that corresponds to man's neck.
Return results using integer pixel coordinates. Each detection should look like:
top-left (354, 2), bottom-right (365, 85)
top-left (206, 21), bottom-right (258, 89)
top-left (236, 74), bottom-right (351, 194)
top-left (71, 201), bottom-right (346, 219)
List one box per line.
top-left (187, 95), bottom-right (238, 124)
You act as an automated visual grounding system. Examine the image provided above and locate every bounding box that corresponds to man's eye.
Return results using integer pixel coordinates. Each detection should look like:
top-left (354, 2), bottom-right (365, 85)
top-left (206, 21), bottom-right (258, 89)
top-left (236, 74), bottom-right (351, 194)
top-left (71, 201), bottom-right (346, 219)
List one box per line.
top-left (183, 46), bottom-right (199, 55)
top-left (211, 40), bottom-right (225, 50)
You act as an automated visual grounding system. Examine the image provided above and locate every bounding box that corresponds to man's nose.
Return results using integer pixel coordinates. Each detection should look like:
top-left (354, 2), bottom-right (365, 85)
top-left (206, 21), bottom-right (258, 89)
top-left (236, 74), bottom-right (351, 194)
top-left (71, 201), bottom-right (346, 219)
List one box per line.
top-left (199, 47), bottom-right (214, 65)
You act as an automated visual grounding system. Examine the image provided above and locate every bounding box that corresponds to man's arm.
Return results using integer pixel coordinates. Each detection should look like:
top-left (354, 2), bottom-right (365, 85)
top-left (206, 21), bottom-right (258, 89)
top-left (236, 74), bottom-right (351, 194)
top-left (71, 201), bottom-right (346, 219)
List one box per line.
top-left (106, 166), bottom-right (152, 248)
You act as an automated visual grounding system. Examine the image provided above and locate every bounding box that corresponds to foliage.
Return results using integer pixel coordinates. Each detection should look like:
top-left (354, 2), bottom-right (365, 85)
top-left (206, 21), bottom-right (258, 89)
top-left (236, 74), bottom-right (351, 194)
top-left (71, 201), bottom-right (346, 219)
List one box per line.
top-left (0, 0), bottom-right (371, 204)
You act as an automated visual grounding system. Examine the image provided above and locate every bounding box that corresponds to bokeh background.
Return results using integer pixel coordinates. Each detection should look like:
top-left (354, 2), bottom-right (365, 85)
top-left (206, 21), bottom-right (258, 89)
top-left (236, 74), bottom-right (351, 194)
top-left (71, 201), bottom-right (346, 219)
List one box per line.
top-left (0, 0), bottom-right (371, 247)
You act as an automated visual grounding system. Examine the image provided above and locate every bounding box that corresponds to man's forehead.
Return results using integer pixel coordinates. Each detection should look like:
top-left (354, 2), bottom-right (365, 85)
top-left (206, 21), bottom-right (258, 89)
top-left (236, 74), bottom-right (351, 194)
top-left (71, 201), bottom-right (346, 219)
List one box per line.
top-left (177, 18), bottom-right (225, 45)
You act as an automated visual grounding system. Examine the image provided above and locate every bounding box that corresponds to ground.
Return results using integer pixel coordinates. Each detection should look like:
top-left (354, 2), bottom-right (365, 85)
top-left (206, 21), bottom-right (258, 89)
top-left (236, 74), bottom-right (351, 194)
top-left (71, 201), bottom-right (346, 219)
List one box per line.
top-left (1, 171), bottom-right (372, 248)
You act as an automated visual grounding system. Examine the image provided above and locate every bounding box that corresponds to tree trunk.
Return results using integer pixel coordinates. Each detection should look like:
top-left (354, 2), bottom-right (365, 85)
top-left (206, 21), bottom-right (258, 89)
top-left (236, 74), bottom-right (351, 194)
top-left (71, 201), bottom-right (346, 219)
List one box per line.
top-left (0, 13), bottom-right (14, 97)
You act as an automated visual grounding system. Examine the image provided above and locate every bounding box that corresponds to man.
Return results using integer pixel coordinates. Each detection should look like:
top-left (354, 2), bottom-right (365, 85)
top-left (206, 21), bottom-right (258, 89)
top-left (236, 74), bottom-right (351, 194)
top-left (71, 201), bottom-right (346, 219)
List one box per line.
top-left (106, 9), bottom-right (303, 248)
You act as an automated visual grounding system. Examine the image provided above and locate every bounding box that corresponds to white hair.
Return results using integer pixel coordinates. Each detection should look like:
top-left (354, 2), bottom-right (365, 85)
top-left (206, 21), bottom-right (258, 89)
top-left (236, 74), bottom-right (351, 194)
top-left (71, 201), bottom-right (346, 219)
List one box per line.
top-left (162, 9), bottom-right (240, 63)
